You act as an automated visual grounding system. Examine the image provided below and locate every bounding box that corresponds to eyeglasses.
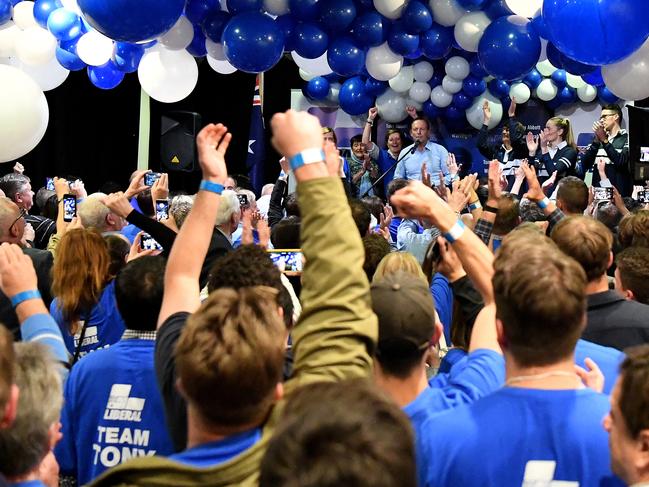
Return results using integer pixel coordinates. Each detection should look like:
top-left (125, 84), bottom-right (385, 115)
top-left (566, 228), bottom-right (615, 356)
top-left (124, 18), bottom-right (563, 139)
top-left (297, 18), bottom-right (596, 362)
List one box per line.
top-left (600, 113), bottom-right (616, 120)
top-left (9, 208), bottom-right (26, 235)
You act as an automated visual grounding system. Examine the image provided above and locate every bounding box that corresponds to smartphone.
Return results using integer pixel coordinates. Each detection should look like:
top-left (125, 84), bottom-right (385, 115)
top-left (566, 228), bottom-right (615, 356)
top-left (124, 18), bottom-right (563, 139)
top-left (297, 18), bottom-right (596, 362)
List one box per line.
top-left (155, 199), bottom-right (169, 221)
top-left (62, 194), bottom-right (76, 222)
top-left (140, 233), bottom-right (163, 251)
top-left (237, 193), bottom-right (249, 209)
top-left (144, 172), bottom-right (161, 187)
top-left (267, 249), bottom-right (303, 276)
top-left (638, 190), bottom-right (649, 203)
top-left (593, 187), bottom-right (613, 201)
top-left (46, 177), bottom-right (54, 191)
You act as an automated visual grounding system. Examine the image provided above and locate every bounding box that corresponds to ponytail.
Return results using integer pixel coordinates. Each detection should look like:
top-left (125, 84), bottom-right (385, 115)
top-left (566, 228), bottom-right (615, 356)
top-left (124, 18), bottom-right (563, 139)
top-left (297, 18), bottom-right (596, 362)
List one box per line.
top-left (549, 116), bottom-right (576, 149)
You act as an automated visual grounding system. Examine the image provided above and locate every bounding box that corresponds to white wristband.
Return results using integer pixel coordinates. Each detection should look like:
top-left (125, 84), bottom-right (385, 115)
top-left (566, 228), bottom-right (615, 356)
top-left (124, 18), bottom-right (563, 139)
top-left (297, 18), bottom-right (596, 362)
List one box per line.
top-left (288, 148), bottom-right (325, 171)
top-left (443, 220), bottom-right (466, 244)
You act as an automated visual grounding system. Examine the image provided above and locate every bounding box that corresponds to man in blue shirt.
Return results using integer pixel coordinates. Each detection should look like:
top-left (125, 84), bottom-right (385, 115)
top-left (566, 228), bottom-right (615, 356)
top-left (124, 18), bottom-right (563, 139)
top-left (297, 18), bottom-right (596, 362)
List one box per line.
top-left (56, 256), bottom-right (174, 485)
top-left (394, 117), bottom-right (451, 186)
top-left (390, 180), bottom-right (623, 487)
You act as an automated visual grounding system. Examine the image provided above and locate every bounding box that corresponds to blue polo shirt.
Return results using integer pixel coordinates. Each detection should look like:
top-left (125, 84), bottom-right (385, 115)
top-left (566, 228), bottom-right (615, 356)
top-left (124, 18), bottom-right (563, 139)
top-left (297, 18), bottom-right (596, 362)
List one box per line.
top-left (395, 141), bottom-right (450, 185)
top-left (168, 428), bottom-right (262, 467)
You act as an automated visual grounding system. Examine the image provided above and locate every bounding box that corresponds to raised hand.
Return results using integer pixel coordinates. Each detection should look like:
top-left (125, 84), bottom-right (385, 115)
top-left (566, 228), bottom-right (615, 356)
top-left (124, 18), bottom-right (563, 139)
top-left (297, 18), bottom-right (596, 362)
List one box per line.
top-left (575, 358), bottom-right (604, 393)
top-left (526, 132), bottom-right (539, 154)
top-left (69, 179), bottom-right (87, 200)
top-left (487, 160), bottom-right (502, 202)
top-left (53, 177), bottom-right (69, 200)
top-left (508, 97), bottom-right (517, 118)
top-left (324, 140), bottom-right (343, 178)
top-left (521, 160), bottom-right (545, 202)
top-left (541, 171), bottom-right (558, 195)
top-left (151, 173), bottom-right (169, 202)
top-left (447, 153), bottom-right (459, 177)
top-left (482, 100), bottom-right (491, 124)
top-left (196, 123), bottom-right (232, 182)
top-left (13, 162), bottom-right (24, 174)
top-left (448, 174), bottom-right (476, 213)
top-left (127, 232), bottom-right (159, 262)
top-left (593, 120), bottom-right (607, 143)
top-left (436, 236), bottom-right (465, 282)
top-left (421, 162), bottom-right (431, 187)
top-left (368, 106), bottom-right (378, 121)
top-left (241, 210), bottom-right (254, 246)
top-left (406, 105), bottom-right (418, 119)
top-left (0, 242), bottom-right (38, 298)
top-left (270, 109), bottom-right (323, 159)
top-left (125, 170), bottom-right (149, 199)
top-left (379, 205), bottom-right (393, 233)
top-left (102, 192), bottom-right (134, 219)
top-left (257, 218), bottom-right (270, 248)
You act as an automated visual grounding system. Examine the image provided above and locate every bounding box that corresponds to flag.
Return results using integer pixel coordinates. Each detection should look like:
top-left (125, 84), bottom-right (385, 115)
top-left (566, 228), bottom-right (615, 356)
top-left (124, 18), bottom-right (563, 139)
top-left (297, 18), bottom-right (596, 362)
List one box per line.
top-left (246, 74), bottom-right (265, 195)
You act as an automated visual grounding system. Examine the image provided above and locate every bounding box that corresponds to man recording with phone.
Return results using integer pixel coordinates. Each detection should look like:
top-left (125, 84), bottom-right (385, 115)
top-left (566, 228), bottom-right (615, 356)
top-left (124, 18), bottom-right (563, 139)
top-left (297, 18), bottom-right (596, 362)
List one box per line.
top-left (579, 105), bottom-right (631, 196)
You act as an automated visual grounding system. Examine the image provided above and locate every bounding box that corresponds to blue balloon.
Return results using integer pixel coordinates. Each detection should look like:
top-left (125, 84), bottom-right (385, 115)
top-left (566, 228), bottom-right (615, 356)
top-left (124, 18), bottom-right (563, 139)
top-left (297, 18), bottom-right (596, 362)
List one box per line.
top-left (456, 0), bottom-right (486, 8)
top-left (483, 0), bottom-right (513, 19)
top-left (545, 42), bottom-right (564, 69)
top-left (78, 0), bottom-right (184, 42)
top-left (365, 77), bottom-right (387, 96)
top-left (222, 12), bottom-right (284, 73)
top-left (462, 75), bottom-right (486, 97)
top-left (420, 23), bottom-right (453, 60)
top-left (388, 22), bottom-right (419, 56)
top-left (530, 13), bottom-right (548, 39)
top-left (428, 70), bottom-right (444, 88)
top-left (9, 0), bottom-right (20, 5)
top-left (402, 1), bottom-right (432, 34)
top-left (226, 0), bottom-right (261, 15)
top-left (582, 67), bottom-right (604, 87)
top-left (46, 7), bottom-right (81, 40)
top-left (33, 0), bottom-right (62, 28)
top-left (202, 10), bottom-right (231, 42)
top-left (598, 86), bottom-right (618, 104)
top-left (423, 100), bottom-right (441, 119)
top-left (404, 48), bottom-right (422, 60)
top-left (289, 0), bottom-right (319, 21)
top-left (558, 52), bottom-right (596, 76)
top-left (445, 105), bottom-right (465, 120)
top-left (275, 15), bottom-right (296, 51)
top-left (523, 68), bottom-right (542, 89)
top-left (488, 79), bottom-right (510, 98)
top-left (112, 41), bottom-right (144, 72)
top-left (546, 97), bottom-right (562, 110)
top-left (88, 60), bottom-right (125, 89)
top-left (543, 0), bottom-right (649, 66)
top-left (187, 24), bottom-right (207, 57)
top-left (453, 92), bottom-right (473, 110)
top-left (328, 36), bottom-right (365, 76)
top-left (469, 56), bottom-right (487, 78)
top-left (351, 11), bottom-right (387, 48)
top-left (339, 76), bottom-right (373, 116)
top-left (556, 86), bottom-right (576, 105)
top-left (551, 69), bottom-right (567, 89)
top-left (478, 16), bottom-right (541, 81)
top-left (0, 0), bottom-right (12, 25)
top-left (293, 22), bottom-right (328, 58)
top-left (319, 0), bottom-right (356, 33)
top-left (305, 76), bottom-right (330, 99)
top-left (184, 0), bottom-right (220, 25)
top-left (56, 42), bottom-right (86, 70)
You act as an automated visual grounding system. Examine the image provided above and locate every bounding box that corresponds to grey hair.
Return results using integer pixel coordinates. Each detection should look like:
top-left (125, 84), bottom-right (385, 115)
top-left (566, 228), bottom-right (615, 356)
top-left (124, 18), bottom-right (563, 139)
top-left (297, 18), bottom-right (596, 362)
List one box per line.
top-left (78, 193), bottom-right (110, 231)
top-left (0, 343), bottom-right (62, 477)
top-left (170, 195), bottom-right (195, 229)
top-left (215, 190), bottom-right (241, 226)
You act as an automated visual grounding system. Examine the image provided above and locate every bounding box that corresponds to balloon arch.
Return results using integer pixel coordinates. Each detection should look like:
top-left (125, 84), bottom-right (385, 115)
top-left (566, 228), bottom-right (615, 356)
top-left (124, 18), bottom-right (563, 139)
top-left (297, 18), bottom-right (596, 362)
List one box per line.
top-left (2, 0), bottom-right (649, 162)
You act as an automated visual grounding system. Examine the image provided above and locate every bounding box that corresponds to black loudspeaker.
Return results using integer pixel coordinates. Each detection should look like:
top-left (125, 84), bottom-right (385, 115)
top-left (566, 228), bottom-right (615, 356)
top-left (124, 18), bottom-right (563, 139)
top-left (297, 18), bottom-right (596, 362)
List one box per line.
top-left (160, 111), bottom-right (202, 172)
top-left (628, 106), bottom-right (649, 183)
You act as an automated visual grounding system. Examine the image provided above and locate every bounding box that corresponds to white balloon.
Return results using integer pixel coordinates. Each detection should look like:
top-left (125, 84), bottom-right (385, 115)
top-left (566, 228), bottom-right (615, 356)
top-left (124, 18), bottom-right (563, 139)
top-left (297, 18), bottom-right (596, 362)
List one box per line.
top-left (505, 0), bottom-right (542, 18)
top-left (602, 37), bottom-right (649, 101)
top-left (14, 56), bottom-right (69, 90)
top-left (442, 75), bottom-right (462, 94)
top-left (0, 21), bottom-right (20, 58)
top-left (13, 1), bottom-right (39, 29)
top-left (206, 54), bottom-right (237, 74)
top-left (466, 91), bottom-right (502, 130)
top-left (566, 73), bottom-right (586, 90)
top-left (0, 64), bottom-right (49, 162)
top-left (430, 85), bottom-right (453, 108)
top-left (77, 31), bottom-right (113, 66)
top-left (365, 42), bottom-right (403, 81)
top-left (454, 11), bottom-right (491, 53)
top-left (60, 0), bottom-right (82, 15)
top-left (405, 98), bottom-right (423, 111)
top-left (14, 27), bottom-right (56, 66)
top-left (445, 55), bottom-right (470, 80)
top-left (263, 0), bottom-right (289, 15)
top-left (205, 39), bottom-right (227, 61)
top-left (138, 47), bottom-right (199, 103)
top-left (388, 65), bottom-right (414, 93)
top-left (429, 0), bottom-right (468, 27)
top-left (158, 15), bottom-right (193, 51)
top-left (509, 82), bottom-right (531, 103)
top-left (291, 51), bottom-right (333, 76)
top-left (538, 39), bottom-right (548, 62)
top-left (299, 68), bottom-right (316, 81)
top-left (577, 84), bottom-right (597, 103)
top-left (373, 0), bottom-right (406, 20)
top-left (536, 59), bottom-right (556, 77)
top-left (535, 78), bottom-right (558, 101)
top-left (376, 88), bottom-right (407, 122)
top-left (413, 60), bottom-right (434, 82)
top-left (327, 82), bottom-right (341, 104)
top-left (409, 81), bottom-right (431, 103)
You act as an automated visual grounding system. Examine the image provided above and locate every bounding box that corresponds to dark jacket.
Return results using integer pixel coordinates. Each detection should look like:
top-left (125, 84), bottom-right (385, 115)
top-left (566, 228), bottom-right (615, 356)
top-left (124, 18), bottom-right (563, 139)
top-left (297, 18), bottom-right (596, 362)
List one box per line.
top-left (584, 290), bottom-right (649, 351)
top-left (476, 117), bottom-right (528, 162)
top-left (578, 130), bottom-right (631, 196)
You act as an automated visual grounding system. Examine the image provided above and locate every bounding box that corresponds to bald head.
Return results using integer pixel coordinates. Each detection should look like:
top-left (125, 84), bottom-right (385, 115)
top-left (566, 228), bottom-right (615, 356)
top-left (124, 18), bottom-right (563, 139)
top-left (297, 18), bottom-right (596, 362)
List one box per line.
top-left (0, 198), bottom-right (24, 244)
top-left (78, 193), bottom-right (125, 233)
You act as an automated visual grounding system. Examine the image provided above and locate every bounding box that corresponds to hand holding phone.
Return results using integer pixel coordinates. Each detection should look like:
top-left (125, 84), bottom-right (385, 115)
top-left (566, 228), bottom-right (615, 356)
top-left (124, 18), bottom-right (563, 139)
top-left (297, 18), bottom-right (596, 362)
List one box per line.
top-left (144, 172), bottom-right (161, 187)
top-left (155, 199), bottom-right (169, 221)
top-left (62, 194), bottom-right (76, 222)
top-left (593, 187), bottom-right (613, 201)
top-left (267, 249), bottom-right (303, 276)
top-left (140, 233), bottom-right (163, 251)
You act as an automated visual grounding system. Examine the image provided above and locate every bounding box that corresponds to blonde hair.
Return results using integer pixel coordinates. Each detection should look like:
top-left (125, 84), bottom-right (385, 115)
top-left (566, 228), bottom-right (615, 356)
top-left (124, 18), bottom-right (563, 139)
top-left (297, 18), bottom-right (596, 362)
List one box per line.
top-left (548, 117), bottom-right (576, 149)
top-left (372, 252), bottom-right (427, 283)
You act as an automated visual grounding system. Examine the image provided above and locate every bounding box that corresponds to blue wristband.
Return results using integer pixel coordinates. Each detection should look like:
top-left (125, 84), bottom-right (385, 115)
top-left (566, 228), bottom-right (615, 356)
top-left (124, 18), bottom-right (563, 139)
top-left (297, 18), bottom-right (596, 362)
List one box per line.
top-left (442, 220), bottom-right (466, 244)
top-left (11, 290), bottom-right (41, 308)
top-left (468, 201), bottom-right (482, 212)
top-left (288, 148), bottom-right (325, 171)
top-left (537, 197), bottom-right (550, 209)
top-left (199, 180), bottom-right (224, 195)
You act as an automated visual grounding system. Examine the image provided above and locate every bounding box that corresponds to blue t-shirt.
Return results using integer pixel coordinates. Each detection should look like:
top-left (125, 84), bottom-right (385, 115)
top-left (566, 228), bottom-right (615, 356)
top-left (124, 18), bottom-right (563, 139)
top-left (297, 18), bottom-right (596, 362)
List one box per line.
top-left (50, 281), bottom-right (126, 357)
top-left (376, 148), bottom-right (398, 195)
top-left (388, 216), bottom-right (402, 243)
top-left (11, 481), bottom-right (46, 487)
top-left (55, 338), bottom-right (173, 485)
top-left (417, 387), bottom-right (623, 487)
top-left (168, 428), bottom-right (262, 468)
top-left (431, 274), bottom-right (453, 344)
top-left (121, 224), bottom-right (142, 244)
top-left (575, 339), bottom-right (624, 395)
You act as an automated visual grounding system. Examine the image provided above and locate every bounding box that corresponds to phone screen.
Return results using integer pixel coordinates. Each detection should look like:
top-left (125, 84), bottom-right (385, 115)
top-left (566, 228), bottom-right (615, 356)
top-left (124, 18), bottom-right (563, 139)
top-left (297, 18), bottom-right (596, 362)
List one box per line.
top-left (267, 249), bottom-right (303, 276)
top-left (46, 177), bottom-right (54, 191)
top-left (140, 233), bottom-right (163, 251)
top-left (638, 190), bottom-right (649, 203)
top-left (155, 199), bottom-right (169, 221)
top-left (237, 193), bottom-right (249, 209)
top-left (144, 172), bottom-right (161, 187)
top-left (63, 195), bottom-right (76, 222)
top-left (593, 187), bottom-right (612, 201)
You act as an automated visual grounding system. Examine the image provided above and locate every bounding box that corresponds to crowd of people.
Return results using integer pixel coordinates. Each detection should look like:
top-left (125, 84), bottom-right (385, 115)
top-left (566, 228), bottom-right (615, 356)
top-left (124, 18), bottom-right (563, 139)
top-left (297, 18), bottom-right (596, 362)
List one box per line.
top-left (0, 103), bottom-right (648, 487)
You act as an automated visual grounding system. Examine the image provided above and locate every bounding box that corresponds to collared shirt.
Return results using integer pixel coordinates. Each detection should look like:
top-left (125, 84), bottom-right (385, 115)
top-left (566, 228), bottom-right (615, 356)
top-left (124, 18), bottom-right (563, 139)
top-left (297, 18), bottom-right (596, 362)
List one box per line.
top-left (474, 218), bottom-right (494, 246)
top-left (396, 219), bottom-right (440, 264)
top-left (395, 141), bottom-right (450, 186)
top-left (122, 329), bottom-right (156, 341)
top-left (548, 140), bottom-right (567, 159)
top-left (215, 226), bottom-right (232, 245)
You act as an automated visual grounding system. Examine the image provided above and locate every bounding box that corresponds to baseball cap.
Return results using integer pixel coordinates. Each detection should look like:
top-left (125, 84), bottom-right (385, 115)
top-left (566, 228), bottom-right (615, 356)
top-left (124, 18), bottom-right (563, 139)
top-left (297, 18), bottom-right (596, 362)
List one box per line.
top-left (370, 271), bottom-right (436, 355)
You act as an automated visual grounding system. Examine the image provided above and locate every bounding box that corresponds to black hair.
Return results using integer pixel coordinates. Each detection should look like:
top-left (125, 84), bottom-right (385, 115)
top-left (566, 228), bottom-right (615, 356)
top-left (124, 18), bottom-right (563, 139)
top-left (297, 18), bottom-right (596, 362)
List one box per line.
top-left (349, 198), bottom-right (371, 237)
top-left (271, 216), bottom-right (301, 249)
top-left (115, 256), bottom-right (166, 331)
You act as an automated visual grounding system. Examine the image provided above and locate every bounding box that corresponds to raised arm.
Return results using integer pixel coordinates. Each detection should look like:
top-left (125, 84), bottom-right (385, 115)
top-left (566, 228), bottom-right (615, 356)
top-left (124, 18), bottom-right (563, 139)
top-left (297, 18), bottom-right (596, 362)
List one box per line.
top-left (157, 124), bottom-right (231, 327)
top-left (363, 107), bottom-right (378, 148)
